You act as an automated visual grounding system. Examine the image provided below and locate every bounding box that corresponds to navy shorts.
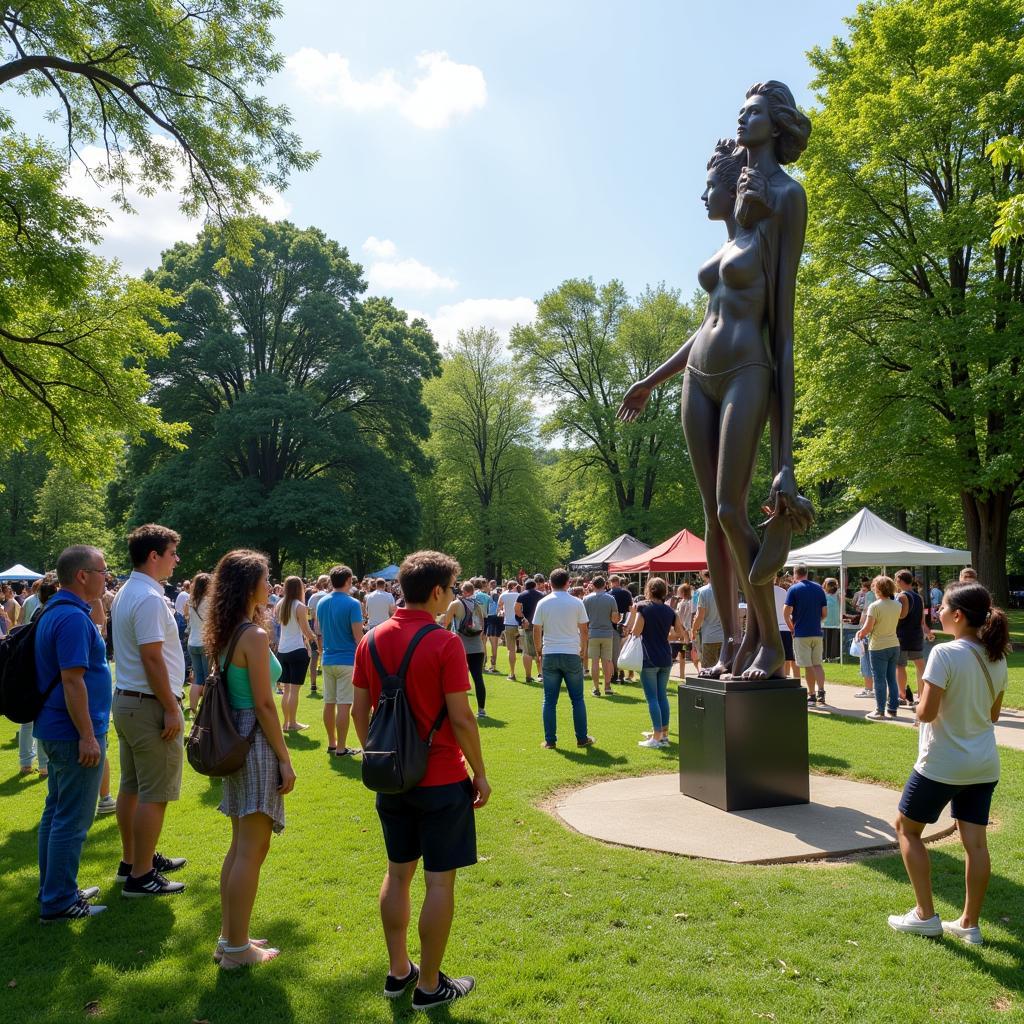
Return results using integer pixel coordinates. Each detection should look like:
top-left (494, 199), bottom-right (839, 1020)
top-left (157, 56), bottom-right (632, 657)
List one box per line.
top-left (898, 769), bottom-right (997, 826)
top-left (780, 629), bottom-right (794, 661)
top-left (376, 778), bottom-right (477, 872)
top-left (484, 615), bottom-right (503, 638)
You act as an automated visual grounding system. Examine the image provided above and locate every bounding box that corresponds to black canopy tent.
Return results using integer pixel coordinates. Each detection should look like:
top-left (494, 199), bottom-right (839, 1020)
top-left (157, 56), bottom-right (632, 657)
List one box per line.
top-left (568, 534), bottom-right (651, 573)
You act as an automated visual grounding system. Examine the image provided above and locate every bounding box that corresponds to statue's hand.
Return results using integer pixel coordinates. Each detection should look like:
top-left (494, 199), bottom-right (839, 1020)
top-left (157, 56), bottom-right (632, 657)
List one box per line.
top-left (768, 466), bottom-right (815, 533)
top-left (617, 381), bottom-right (653, 423)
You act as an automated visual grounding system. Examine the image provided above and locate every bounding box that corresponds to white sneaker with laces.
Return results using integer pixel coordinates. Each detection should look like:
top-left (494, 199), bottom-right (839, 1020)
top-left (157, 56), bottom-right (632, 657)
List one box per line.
top-left (887, 907), bottom-right (942, 937)
top-left (942, 919), bottom-right (983, 945)
top-left (638, 737), bottom-right (663, 748)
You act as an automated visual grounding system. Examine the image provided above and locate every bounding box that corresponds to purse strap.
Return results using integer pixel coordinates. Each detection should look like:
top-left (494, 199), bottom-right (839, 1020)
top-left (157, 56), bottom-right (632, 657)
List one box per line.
top-left (216, 622), bottom-right (254, 683)
top-left (964, 641), bottom-right (998, 705)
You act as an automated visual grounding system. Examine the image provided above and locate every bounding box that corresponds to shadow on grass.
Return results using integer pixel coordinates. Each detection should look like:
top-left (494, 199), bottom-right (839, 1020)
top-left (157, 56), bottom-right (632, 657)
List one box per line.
top-left (476, 715), bottom-right (506, 728)
top-left (554, 746), bottom-right (629, 767)
top-left (328, 754), bottom-right (363, 778)
top-left (861, 845), bottom-right (1024, 994)
top-left (601, 692), bottom-right (643, 705)
top-left (4, 729), bottom-right (18, 749)
top-left (284, 733), bottom-right (321, 751)
top-left (808, 752), bottom-right (851, 770)
top-left (0, 771), bottom-right (45, 797)
top-left (199, 776), bottom-right (224, 808)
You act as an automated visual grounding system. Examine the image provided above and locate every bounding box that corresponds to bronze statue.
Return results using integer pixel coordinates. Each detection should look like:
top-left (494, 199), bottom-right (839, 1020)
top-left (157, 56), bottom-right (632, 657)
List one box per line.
top-left (618, 81), bottom-right (813, 680)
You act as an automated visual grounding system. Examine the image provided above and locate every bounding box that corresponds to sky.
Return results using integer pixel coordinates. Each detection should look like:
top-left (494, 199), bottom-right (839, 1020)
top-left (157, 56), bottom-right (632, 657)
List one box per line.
top-left (7, 0), bottom-right (855, 347)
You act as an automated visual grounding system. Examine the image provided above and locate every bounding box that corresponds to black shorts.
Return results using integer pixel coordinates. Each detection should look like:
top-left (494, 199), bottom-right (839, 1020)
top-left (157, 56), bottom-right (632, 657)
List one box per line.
top-left (484, 615), bottom-right (503, 638)
top-left (780, 629), bottom-right (794, 661)
top-left (898, 769), bottom-right (997, 826)
top-left (670, 642), bottom-right (682, 657)
top-left (277, 647), bottom-right (310, 686)
top-left (376, 778), bottom-right (477, 872)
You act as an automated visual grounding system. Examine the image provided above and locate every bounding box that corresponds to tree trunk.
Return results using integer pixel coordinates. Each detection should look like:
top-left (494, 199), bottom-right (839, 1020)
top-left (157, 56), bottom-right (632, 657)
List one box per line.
top-left (961, 487), bottom-right (1013, 606)
top-left (268, 547), bottom-right (283, 582)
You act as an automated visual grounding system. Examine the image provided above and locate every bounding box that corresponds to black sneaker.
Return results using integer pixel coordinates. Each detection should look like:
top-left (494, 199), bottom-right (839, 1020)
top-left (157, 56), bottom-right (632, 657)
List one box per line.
top-left (816, 691), bottom-right (826, 705)
top-left (153, 851), bottom-right (187, 873)
top-left (41, 896), bottom-right (107, 923)
top-left (411, 972), bottom-right (476, 1012)
top-left (384, 961), bottom-right (420, 999)
top-left (806, 692), bottom-right (817, 705)
top-left (121, 870), bottom-right (186, 898)
top-left (115, 860), bottom-right (132, 883)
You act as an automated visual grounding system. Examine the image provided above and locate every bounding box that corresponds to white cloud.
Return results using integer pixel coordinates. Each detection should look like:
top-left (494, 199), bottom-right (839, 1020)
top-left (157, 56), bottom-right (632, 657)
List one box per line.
top-left (286, 49), bottom-right (487, 130)
top-left (411, 297), bottom-right (538, 349)
top-left (362, 235), bottom-right (398, 259)
top-left (65, 142), bottom-right (291, 275)
top-left (361, 237), bottom-right (458, 294)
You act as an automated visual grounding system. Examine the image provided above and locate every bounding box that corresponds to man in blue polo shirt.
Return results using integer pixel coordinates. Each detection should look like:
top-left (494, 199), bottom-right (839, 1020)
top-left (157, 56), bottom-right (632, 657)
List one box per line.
top-left (34, 545), bottom-right (112, 922)
top-left (784, 564), bottom-right (828, 706)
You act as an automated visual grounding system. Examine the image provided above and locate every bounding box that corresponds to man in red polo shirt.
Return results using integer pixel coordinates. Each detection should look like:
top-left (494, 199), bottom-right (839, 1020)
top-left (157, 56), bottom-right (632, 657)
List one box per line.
top-left (353, 550), bottom-right (490, 1013)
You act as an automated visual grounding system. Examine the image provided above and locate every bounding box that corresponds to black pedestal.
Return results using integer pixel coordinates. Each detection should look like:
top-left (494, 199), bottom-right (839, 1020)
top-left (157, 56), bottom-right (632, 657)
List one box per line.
top-left (678, 677), bottom-right (809, 812)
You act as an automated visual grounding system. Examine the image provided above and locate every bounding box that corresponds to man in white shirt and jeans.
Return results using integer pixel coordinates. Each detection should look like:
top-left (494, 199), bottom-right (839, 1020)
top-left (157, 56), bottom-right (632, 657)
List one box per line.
top-left (111, 524), bottom-right (188, 897)
top-left (532, 568), bottom-right (594, 749)
top-left (365, 578), bottom-right (396, 628)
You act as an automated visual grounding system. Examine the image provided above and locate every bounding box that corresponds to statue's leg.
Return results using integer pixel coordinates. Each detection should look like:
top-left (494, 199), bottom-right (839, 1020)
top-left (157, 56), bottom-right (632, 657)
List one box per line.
top-left (681, 373), bottom-right (738, 678)
top-left (714, 369), bottom-right (784, 681)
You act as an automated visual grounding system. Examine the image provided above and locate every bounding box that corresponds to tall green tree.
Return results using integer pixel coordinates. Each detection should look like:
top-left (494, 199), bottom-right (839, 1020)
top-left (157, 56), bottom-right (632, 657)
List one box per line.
top-left (1, 1), bottom-right (313, 462)
top-left (127, 219), bottom-right (439, 578)
top-left (421, 328), bottom-right (563, 578)
top-left (795, 0), bottom-right (1024, 601)
top-left (511, 280), bottom-right (702, 544)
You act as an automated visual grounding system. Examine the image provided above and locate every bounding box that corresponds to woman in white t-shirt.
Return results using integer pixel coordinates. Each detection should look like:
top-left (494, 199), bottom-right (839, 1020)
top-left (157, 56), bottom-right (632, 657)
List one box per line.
top-left (887, 581), bottom-right (1009, 946)
top-left (184, 572), bottom-right (211, 714)
top-left (274, 576), bottom-right (315, 731)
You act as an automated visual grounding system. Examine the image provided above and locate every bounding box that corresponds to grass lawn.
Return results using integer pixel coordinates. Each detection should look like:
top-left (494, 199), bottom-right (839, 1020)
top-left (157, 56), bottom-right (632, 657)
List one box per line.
top-left (2, 647), bottom-right (1022, 1023)
top-left (824, 652), bottom-right (1024, 709)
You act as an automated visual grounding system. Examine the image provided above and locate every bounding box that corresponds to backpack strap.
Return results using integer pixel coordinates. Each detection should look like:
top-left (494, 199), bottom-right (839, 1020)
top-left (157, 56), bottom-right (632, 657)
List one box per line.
top-left (367, 624), bottom-right (448, 735)
top-left (964, 642), bottom-right (999, 705)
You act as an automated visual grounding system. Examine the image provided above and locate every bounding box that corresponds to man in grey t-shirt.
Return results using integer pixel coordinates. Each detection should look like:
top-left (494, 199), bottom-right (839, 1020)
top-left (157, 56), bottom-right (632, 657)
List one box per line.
top-left (582, 577), bottom-right (620, 696)
top-left (691, 573), bottom-right (724, 670)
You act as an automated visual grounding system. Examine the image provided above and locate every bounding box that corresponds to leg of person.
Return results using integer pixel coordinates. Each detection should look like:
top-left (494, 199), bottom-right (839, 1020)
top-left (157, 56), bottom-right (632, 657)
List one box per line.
top-left (467, 652), bottom-right (486, 713)
top-left (380, 859), bottom-right (418, 980)
top-left (219, 815), bottom-right (239, 947)
top-left (541, 655), bottom-right (564, 746)
top-left (221, 812), bottom-right (278, 965)
top-left (504, 628), bottom-right (518, 679)
top-left (19, 721), bottom-right (37, 772)
top-left (602, 654), bottom-right (615, 694)
top-left (418, 869), bottom-right (457, 994)
top-left (640, 667), bottom-right (663, 739)
top-left (656, 666), bottom-right (671, 741)
top-left (589, 652), bottom-right (600, 694)
top-left (38, 738), bottom-right (106, 919)
top-left (322, 665), bottom-right (339, 748)
top-left (310, 641), bottom-right (320, 691)
top-left (611, 628), bottom-right (622, 682)
top-left (335, 666), bottom-right (355, 752)
top-left (869, 648), bottom-right (887, 716)
top-left (113, 693), bottom-right (140, 867)
top-left (884, 648), bottom-right (899, 714)
top-left (958, 820), bottom-right (991, 931)
top-left (562, 655), bottom-right (590, 745)
top-left (894, 813), bottom-right (936, 921)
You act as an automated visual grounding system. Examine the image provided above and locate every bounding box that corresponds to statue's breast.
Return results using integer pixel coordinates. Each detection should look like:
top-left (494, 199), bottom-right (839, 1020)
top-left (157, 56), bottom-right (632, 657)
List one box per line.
top-left (719, 237), bottom-right (761, 290)
top-left (697, 253), bottom-right (720, 294)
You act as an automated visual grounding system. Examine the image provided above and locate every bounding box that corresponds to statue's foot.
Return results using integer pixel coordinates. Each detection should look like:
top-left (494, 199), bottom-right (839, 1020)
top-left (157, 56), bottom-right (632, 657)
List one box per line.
top-left (739, 644), bottom-right (786, 681)
top-left (750, 514), bottom-right (793, 587)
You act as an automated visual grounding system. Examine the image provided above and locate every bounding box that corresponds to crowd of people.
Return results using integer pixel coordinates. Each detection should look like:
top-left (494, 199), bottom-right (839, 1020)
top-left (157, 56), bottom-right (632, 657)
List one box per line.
top-left (7, 524), bottom-right (1012, 1006)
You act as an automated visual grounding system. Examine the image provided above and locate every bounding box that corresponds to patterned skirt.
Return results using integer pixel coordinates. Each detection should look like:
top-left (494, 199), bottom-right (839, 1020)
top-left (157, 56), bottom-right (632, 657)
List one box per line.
top-left (218, 708), bottom-right (285, 834)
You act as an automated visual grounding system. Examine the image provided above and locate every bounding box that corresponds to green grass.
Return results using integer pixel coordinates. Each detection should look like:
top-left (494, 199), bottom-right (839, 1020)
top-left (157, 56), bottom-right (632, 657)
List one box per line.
top-left (824, 652), bottom-right (1024, 709)
top-left (2, 648), bottom-right (1023, 1023)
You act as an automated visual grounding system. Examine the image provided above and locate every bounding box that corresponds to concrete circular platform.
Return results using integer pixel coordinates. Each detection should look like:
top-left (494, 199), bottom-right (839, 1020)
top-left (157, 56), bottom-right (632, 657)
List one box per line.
top-left (550, 773), bottom-right (955, 864)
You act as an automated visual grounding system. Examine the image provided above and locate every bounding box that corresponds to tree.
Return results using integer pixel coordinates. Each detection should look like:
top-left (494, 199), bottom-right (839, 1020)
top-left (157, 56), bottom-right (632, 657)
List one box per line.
top-left (1, 1), bottom-right (314, 460)
top-left (510, 280), bottom-right (703, 544)
top-left (422, 328), bottom-right (563, 578)
top-left (127, 218), bottom-right (439, 578)
top-left (795, 0), bottom-right (1024, 602)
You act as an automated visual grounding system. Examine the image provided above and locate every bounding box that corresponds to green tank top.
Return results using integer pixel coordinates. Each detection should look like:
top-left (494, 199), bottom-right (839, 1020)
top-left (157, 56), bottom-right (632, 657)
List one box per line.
top-left (223, 651), bottom-right (283, 709)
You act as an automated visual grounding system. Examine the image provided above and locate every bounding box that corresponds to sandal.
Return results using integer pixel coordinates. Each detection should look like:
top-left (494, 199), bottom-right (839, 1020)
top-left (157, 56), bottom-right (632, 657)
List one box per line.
top-left (327, 746), bottom-right (337, 754)
top-left (219, 941), bottom-right (281, 970)
top-left (592, 688), bottom-right (601, 697)
top-left (335, 747), bottom-right (360, 757)
top-left (213, 938), bottom-right (269, 963)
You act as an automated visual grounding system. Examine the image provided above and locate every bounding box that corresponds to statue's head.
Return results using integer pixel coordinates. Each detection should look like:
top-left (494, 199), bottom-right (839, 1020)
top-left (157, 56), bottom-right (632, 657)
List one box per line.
top-left (702, 139), bottom-right (744, 221)
top-left (737, 81), bottom-right (811, 165)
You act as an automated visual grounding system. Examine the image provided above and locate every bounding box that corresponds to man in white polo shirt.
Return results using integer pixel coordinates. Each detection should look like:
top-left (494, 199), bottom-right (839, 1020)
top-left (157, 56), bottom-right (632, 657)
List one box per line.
top-left (364, 577), bottom-right (396, 628)
top-left (532, 568), bottom-right (594, 749)
top-left (110, 524), bottom-right (188, 897)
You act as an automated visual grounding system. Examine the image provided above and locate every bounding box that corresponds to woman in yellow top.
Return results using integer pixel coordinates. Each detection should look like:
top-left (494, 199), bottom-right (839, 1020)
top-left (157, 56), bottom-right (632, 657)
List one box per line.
top-left (204, 549), bottom-right (296, 970)
top-left (855, 575), bottom-right (906, 720)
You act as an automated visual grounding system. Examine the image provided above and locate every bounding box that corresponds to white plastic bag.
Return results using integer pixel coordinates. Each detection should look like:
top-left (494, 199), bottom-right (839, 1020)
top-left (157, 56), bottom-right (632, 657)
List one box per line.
top-left (617, 634), bottom-right (644, 673)
top-left (849, 637), bottom-right (865, 658)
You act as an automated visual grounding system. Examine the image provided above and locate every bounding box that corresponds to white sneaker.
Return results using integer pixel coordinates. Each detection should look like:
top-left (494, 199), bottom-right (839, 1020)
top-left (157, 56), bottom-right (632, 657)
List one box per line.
top-left (638, 738), bottom-right (663, 748)
top-left (854, 689), bottom-right (874, 698)
top-left (657, 739), bottom-right (670, 748)
top-left (887, 908), bottom-right (942, 937)
top-left (865, 710), bottom-right (886, 720)
top-left (942, 919), bottom-right (983, 945)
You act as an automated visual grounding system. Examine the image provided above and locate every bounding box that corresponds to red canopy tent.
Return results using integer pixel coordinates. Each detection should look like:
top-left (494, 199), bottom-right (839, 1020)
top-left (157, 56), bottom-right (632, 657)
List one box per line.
top-left (607, 529), bottom-right (707, 573)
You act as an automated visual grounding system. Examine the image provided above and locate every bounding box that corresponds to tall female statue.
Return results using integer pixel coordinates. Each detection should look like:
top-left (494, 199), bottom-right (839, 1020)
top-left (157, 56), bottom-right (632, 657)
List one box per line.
top-left (618, 81), bottom-right (813, 680)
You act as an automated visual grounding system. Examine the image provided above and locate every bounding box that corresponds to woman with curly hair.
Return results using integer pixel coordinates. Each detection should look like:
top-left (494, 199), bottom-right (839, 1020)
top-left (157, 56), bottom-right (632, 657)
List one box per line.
top-left (204, 549), bottom-right (296, 970)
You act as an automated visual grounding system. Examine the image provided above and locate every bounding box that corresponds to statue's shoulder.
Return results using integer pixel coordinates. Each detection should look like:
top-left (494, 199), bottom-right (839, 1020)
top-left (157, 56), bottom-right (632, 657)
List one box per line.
top-left (773, 173), bottom-right (807, 209)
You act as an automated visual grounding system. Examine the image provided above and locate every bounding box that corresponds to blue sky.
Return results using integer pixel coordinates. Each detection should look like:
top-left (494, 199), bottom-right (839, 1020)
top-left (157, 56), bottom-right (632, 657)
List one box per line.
top-left (8, 0), bottom-right (855, 345)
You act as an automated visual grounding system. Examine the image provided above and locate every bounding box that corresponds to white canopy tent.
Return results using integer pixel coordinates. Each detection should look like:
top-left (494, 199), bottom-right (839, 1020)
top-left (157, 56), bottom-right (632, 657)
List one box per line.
top-left (0, 563), bottom-right (43, 582)
top-left (785, 508), bottom-right (971, 664)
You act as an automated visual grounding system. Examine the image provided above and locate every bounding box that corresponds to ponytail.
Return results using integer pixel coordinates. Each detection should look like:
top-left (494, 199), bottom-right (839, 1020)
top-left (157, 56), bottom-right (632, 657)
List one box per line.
top-left (979, 606), bottom-right (1010, 663)
top-left (944, 581), bottom-right (1010, 662)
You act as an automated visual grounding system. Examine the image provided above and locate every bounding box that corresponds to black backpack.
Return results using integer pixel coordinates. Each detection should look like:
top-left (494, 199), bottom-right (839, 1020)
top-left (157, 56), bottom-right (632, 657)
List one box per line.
top-left (0, 604), bottom-right (64, 724)
top-left (361, 623), bottom-right (448, 795)
top-left (456, 597), bottom-right (482, 637)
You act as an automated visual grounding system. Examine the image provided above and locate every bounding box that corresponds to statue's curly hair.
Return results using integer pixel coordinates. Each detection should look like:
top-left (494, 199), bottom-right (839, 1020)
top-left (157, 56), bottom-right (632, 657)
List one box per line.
top-left (745, 81), bottom-right (811, 164)
top-left (706, 138), bottom-right (745, 191)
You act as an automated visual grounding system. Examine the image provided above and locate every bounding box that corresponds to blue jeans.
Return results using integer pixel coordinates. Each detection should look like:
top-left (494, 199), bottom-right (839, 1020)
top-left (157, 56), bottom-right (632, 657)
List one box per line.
top-left (869, 646), bottom-right (899, 714)
top-left (19, 722), bottom-right (48, 772)
top-left (189, 645), bottom-right (208, 685)
top-left (541, 653), bottom-right (589, 744)
top-left (38, 736), bottom-right (107, 916)
top-left (641, 666), bottom-right (671, 732)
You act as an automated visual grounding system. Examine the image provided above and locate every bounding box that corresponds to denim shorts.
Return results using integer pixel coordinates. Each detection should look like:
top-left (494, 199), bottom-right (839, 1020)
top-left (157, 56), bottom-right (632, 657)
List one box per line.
top-left (898, 769), bottom-right (997, 826)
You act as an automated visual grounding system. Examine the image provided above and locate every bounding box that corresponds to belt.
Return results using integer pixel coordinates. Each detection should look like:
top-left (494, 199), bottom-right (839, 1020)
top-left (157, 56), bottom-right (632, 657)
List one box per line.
top-left (115, 687), bottom-right (182, 704)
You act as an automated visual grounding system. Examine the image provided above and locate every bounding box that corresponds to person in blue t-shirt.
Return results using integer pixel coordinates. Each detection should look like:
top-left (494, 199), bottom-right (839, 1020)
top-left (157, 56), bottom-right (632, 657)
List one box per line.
top-left (784, 564), bottom-right (828, 705)
top-left (316, 564), bottom-right (365, 755)
top-left (34, 545), bottom-right (113, 922)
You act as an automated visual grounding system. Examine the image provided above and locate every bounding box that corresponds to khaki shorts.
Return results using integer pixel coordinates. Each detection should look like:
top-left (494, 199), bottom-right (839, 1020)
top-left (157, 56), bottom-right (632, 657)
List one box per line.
top-left (113, 691), bottom-right (184, 803)
top-left (588, 636), bottom-right (614, 661)
top-left (793, 635), bottom-right (823, 668)
top-left (520, 628), bottom-right (537, 657)
top-left (323, 663), bottom-right (354, 705)
top-left (701, 641), bottom-right (722, 667)
top-left (503, 627), bottom-right (520, 652)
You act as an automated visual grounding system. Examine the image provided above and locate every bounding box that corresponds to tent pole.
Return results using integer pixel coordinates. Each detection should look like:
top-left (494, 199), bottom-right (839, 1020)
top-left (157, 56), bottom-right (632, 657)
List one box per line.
top-left (839, 563), bottom-right (845, 666)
